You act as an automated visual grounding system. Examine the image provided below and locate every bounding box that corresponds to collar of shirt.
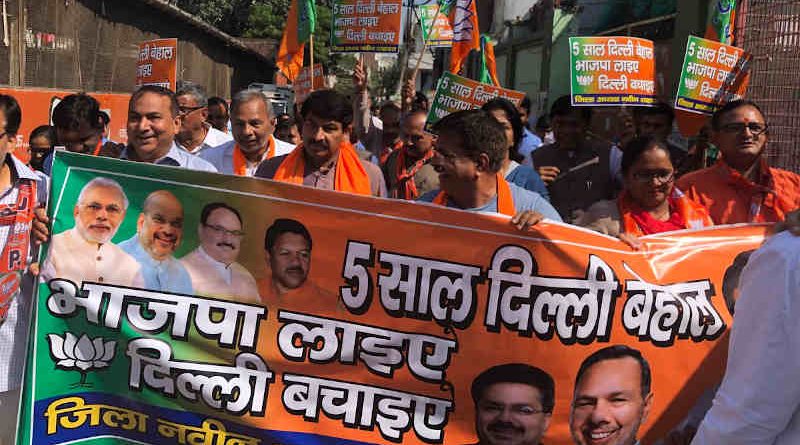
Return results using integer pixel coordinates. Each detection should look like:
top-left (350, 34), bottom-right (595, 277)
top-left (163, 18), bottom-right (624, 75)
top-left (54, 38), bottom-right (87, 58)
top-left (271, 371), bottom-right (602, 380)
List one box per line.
top-left (126, 235), bottom-right (172, 269)
top-left (6, 153), bottom-right (39, 182)
top-left (197, 245), bottom-right (233, 285)
top-left (121, 142), bottom-right (188, 167)
top-left (716, 158), bottom-right (775, 193)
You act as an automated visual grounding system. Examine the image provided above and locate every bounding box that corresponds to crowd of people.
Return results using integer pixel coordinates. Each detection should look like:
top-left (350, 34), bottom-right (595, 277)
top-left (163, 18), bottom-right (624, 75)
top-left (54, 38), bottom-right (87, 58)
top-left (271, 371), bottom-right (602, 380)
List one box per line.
top-left (0, 67), bottom-right (798, 445)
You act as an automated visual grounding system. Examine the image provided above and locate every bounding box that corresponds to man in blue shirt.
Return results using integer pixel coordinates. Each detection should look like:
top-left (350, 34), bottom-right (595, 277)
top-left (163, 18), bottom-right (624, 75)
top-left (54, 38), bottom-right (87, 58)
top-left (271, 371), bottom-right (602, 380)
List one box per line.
top-left (418, 110), bottom-right (562, 230)
top-left (119, 190), bottom-right (193, 294)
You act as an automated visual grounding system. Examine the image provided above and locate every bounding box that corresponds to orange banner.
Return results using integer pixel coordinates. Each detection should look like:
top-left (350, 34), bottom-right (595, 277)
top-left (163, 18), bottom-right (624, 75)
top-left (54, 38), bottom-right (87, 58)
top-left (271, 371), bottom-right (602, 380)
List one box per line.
top-left (136, 38), bottom-right (178, 91)
top-left (330, 0), bottom-right (403, 52)
top-left (22, 152), bottom-right (770, 445)
top-left (293, 64), bottom-right (325, 103)
top-left (0, 87), bottom-right (130, 163)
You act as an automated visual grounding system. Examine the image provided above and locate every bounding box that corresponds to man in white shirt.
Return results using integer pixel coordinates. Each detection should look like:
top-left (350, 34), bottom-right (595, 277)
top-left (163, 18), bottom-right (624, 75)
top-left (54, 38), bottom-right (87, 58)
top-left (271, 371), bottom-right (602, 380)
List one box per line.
top-left (691, 231), bottom-right (800, 445)
top-left (199, 89), bottom-right (294, 176)
top-left (41, 177), bottom-right (143, 287)
top-left (119, 190), bottom-right (193, 294)
top-left (120, 85), bottom-right (217, 172)
top-left (180, 202), bottom-right (259, 304)
top-left (175, 81), bottom-right (232, 154)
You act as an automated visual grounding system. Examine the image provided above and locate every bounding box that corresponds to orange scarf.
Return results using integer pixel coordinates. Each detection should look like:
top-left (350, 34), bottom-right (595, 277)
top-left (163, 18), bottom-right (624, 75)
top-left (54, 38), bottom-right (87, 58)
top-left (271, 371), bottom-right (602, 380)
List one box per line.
top-left (716, 159), bottom-right (790, 223)
top-left (92, 139), bottom-right (103, 156)
top-left (233, 136), bottom-right (276, 176)
top-left (619, 188), bottom-right (713, 236)
top-left (393, 148), bottom-right (434, 200)
top-left (273, 141), bottom-right (372, 195)
top-left (433, 173), bottom-right (516, 216)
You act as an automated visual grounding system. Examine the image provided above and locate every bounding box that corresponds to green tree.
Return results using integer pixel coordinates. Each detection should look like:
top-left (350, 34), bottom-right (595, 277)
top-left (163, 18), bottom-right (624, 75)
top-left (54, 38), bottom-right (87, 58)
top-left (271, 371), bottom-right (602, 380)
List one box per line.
top-left (174, 0), bottom-right (254, 36)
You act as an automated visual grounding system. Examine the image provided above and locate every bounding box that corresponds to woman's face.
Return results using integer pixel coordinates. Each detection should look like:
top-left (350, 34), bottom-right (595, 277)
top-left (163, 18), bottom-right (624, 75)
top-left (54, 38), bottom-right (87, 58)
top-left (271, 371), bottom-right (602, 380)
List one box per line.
top-left (625, 147), bottom-right (674, 209)
top-left (489, 109), bottom-right (514, 151)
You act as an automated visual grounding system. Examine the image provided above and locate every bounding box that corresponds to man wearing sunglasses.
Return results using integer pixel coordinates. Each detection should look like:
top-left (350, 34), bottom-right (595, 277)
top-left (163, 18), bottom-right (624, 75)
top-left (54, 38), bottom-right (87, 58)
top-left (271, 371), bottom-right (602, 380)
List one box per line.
top-left (180, 202), bottom-right (259, 304)
top-left (41, 177), bottom-right (143, 287)
top-left (677, 100), bottom-right (800, 224)
top-left (175, 81), bottom-right (232, 154)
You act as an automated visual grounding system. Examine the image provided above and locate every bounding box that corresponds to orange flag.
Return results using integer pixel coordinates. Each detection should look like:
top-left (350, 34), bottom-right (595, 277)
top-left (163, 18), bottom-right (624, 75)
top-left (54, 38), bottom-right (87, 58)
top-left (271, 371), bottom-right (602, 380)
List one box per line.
top-left (276, 0), bottom-right (305, 83)
top-left (448, 0), bottom-right (480, 75)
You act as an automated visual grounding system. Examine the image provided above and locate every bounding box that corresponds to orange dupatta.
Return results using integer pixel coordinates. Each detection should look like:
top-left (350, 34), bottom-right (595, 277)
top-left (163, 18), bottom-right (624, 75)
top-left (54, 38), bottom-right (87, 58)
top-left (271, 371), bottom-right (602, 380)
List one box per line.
top-left (233, 136), bottom-right (276, 176)
top-left (272, 141), bottom-right (372, 195)
top-left (433, 173), bottom-right (515, 216)
top-left (619, 188), bottom-right (714, 236)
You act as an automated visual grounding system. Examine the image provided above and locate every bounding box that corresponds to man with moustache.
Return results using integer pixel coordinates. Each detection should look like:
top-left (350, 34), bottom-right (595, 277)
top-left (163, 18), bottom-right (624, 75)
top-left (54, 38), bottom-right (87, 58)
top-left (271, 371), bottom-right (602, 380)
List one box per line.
top-left (180, 202), bottom-right (259, 303)
top-left (570, 345), bottom-right (653, 445)
top-left (41, 177), bottom-right (143, 287)
top-left (677, 100), bottom-right (800, 224)
top-left (119, 190), bottom-right (193, 294)
top-left (255, 89), bottom-right (386, 197)
top-left (468, 363), bottom-right (555, 445)
top-left (175, 81), bottom-right (232, 153)
top-left (381, 109), bottom-right (439, 200)
top-left (258, 219), bottom-right (336, 306)
top-left (199, 89), bottom-right (294, 176)
top-left (120, 85), bottom-right (217, 172)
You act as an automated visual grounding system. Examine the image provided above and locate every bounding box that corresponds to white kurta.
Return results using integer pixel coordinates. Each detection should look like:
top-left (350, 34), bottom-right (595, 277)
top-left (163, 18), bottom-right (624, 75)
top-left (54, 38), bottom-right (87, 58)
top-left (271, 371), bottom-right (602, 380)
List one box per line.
top-left (41, 228), bottom-right (144, 287)
top-left (179, 247), bottom-right (260, 304)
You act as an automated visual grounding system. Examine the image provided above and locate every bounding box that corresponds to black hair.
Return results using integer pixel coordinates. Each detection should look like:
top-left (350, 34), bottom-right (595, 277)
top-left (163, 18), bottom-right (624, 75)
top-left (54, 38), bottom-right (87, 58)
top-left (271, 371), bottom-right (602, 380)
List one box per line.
top-left (200, 202), bottom-right (242, 226)
top-left (482, 98), bottom-right (525, 163)
top-left (275, 115), bottom-right (298, 132)
top-left (471, 363), bottom-right (555, 413)
top-left (413, 92), bottom-right (429, 111)
top-left (0, 95), bottom-right (21, 136)
top-left (710, 99), bottom-right (766, 131)
top-left (264, 218), bottom-right (312, 252)
top-left (301, 89), bottom-right (353, 127)
top-left (549, 95), bottom-right (592, 122)
top-left (634, 101), bottom-right (675, 126)
top-left (575, 345), bottom-right (652, 399)
top-left (29, 125), bottom-right (55, 145)
top-left (380, 101), bottom-right (401, 114)
top-left (131, 85), bottom-right (180, 118)
top-left (620, 136), bottom-right (672, 175)
top-left (432, 110), bottom-right (507, 173)
top-left (52, 93), bottom-right (103, 132)
top-left (520, 95), bottom-right (532, 113)
top-left (208, 96), bottom-right (229, 112)
top-left (99, 110), bottom-right (110, 125)
top-left (535, 115), bottom-right (551, 131)
top-left (722, 250), bottom-right (754, 316)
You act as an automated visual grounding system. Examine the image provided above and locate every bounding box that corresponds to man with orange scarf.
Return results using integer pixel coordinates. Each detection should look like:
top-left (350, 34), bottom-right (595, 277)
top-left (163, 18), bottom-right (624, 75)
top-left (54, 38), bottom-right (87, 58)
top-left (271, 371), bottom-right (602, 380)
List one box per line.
top-left (418, 110), bottom-right (561, 229)
top-left (199, 89), bottom-right (295, 176)
top-left (678, 100), bottom-right (799, 225)
top-left (382, 109), bottom-right (439, 200)
top-left (255, 90), bottom-right (387, 197)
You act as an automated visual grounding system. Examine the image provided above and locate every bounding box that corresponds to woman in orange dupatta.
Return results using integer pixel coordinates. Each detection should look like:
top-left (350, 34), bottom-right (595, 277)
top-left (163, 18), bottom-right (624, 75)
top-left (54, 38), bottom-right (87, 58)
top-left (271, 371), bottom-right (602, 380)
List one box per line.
top-left (576, 137), bottom-right (713, 245)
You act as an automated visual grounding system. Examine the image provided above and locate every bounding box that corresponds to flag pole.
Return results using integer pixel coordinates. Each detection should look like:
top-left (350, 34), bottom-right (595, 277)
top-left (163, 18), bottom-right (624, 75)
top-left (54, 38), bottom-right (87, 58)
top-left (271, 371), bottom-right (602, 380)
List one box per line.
top-left (411, 2), bottom-right (440, 83)
top-left (309, 34), bottom-right (315, 91)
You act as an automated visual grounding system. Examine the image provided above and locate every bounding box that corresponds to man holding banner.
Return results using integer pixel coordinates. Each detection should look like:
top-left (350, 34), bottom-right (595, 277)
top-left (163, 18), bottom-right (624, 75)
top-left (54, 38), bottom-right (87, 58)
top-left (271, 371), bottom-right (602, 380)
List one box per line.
top-left (255, 89), bottom-right (387, 197)
top-left (419, 110), bottom-right (561, 228)
top-left (199, 89), bottom-right (295, 176)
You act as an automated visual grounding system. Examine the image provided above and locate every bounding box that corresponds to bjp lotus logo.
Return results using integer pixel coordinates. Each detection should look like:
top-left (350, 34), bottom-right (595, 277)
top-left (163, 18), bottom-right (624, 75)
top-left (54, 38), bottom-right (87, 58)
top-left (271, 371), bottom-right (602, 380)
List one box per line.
top-left (47, 332), bottom-right (116, 387)
top-left (684, 77), bottom-right (699, 90)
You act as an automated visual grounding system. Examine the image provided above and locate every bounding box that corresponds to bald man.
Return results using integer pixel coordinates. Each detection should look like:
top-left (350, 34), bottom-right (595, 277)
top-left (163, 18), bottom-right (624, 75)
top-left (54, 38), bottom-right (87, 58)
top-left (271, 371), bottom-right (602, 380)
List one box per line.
top-left (119, 190), bottom-right (193, 294)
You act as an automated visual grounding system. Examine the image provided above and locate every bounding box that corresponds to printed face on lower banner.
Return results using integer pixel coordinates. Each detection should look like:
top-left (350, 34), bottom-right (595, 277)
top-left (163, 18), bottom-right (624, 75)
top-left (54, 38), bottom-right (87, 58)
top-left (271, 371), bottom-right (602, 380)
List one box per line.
top-left (20, 151), bottom-right (766, 445)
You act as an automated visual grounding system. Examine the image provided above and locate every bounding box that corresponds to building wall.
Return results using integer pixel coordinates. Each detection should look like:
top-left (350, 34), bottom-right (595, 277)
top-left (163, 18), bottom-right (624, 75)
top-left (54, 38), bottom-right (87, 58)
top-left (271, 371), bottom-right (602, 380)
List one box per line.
top-left (1, 0), bottom-right (275, 98)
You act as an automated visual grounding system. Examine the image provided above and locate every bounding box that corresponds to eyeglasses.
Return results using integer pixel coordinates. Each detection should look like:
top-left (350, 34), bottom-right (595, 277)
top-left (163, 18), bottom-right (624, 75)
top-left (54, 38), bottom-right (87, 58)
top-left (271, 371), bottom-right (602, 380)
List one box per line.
top-left (80, 202), bottom-right (123, 215)
top-left (478, 402), bottom-right (549, 415)
top-left (719, 122), bottom-right (768, 136)
top-left (178, 105), bottom-right (205, 116)
top-left (631, 170), bottom-right (675, 184)
top-left (203, 223), bottom-right (244, 238)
